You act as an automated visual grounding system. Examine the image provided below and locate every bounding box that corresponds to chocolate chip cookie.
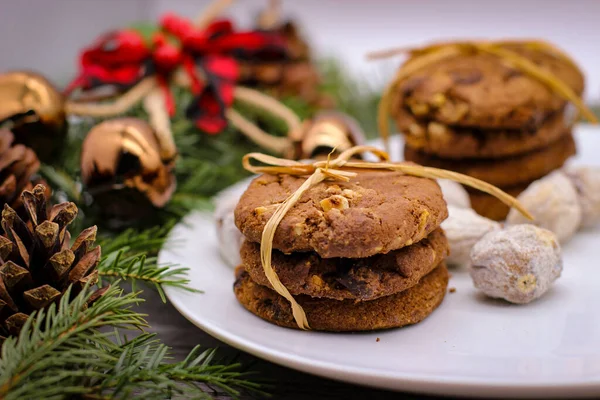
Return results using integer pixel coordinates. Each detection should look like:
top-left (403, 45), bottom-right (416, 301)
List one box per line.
top-left (241, 228), bottom-right (448, 301)
top-left (234, 262), bottom-right (449, 331)
top-left (404, 133), bottom-right (576, 187)
top-left (234, 167), bottom-right (448, 258)
top-left (392, 44), bottom-right (584, 129)
top-left (398, 108), bottom-right (573, 159)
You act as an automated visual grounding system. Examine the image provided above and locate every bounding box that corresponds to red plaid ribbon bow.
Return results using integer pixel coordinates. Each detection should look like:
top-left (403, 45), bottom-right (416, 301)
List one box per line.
top-left (65, 14), bottom-right (288, 134)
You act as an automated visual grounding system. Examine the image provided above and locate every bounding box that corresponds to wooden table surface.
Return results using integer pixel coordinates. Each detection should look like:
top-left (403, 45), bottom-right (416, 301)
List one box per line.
top-left (139, 288), bottom-right (450, 400)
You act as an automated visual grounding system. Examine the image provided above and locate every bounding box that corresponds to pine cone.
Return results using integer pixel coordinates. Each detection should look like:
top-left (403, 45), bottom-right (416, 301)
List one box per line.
top-left (0, 184), bottom-right (103, 338)
top-left (0, 129), bottom-right (49, 223)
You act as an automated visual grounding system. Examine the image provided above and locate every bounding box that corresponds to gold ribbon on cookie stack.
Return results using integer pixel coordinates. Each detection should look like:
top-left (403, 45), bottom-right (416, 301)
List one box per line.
top-left (370, 40), bottom-right (598, 147)
top-left (243, 145), bottom-right (533, 329)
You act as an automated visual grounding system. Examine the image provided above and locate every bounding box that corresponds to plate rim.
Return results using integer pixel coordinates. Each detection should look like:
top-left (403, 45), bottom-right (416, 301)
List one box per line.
top-left (161, 127), bottom-right (600, 398)
top-left (162, 211), bottom-right (600, 399)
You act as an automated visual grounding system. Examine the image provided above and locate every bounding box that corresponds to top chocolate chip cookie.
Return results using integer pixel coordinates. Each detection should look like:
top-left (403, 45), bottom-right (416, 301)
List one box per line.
top-left (234, 167), bottom-right (448, 258)
top-left (392, 44), bottom-right (584, 129)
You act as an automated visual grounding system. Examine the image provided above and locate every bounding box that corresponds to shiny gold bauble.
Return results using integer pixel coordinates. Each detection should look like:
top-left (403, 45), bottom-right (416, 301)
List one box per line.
top-left (288, 111), bottom-right (366, 160)
top-left (0, 71), bottom-right (67, 162)
top-left (81, 118), bottom-right (176, 223)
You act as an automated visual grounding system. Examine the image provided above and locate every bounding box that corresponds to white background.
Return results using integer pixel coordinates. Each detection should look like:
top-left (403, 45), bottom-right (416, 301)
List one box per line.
top-left (1, 0), bottom-right (599, 102)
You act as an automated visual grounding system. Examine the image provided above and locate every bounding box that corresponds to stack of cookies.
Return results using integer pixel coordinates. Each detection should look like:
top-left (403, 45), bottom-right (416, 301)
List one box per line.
top-left (233, 168), bottom-right (450, 331)
top-left (394, 43), bottom-right (584, 220)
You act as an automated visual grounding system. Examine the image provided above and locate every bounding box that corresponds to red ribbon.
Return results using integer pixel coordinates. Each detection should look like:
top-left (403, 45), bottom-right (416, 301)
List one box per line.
top-left (63, 30), bottom-right (152, 95)
top-left (66, 13), bottom-right (288, 135)
top-left (161, 14), bottom-right (287, 134)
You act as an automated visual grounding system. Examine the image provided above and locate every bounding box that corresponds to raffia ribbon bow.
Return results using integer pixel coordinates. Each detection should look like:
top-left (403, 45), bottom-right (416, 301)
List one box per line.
top-left (243, 145), bottom-right (532, 329)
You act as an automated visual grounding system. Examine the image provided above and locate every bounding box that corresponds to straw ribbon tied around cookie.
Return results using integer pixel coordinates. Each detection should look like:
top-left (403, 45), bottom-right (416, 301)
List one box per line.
top-left (243, 145), bottom-right (533, 330)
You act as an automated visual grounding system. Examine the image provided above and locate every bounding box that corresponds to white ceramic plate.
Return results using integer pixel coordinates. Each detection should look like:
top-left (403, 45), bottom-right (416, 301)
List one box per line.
top-left (160, 125), bottom-right (600, 398)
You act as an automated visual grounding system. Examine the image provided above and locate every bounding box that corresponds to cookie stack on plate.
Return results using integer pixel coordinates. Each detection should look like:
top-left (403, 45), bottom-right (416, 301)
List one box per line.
top-left (233, 168), bottom-right (450, 331)
top-left (395, 42), bottom-right (584, 220)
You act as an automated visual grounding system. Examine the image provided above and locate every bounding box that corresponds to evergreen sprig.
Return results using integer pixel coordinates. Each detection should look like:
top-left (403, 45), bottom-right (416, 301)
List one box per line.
top-left (0, 284), bottom-right (263, 400)
top-left (0, 285), bottom-right (145, 399)
top-left (96, 223), bottom-right (174, 255)
top-left (98, 252), bottom-right (196, 302)
top-left (96, 224), bottom-right (198, 301)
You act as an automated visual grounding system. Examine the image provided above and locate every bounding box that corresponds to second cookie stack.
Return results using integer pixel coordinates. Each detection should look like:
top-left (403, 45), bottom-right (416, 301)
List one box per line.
top-left (395, 41), bottom-right (584, 220)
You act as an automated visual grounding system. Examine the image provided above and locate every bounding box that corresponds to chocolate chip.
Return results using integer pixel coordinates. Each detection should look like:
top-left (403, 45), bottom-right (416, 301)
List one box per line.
top-left (401, 76), bottom-right (426, 94)
top-left (503, 69), bottom-right (522, 82)
top-left (262, 298), bottom-right (273, 307)
top-left (233, 278), bottom-right (243, 289)
top-left (525, 110), bottom-right (549, 129)
top-left (450, 69), bottom-right (482, 85)
top-left (335, 275), bottom-right (372, 298)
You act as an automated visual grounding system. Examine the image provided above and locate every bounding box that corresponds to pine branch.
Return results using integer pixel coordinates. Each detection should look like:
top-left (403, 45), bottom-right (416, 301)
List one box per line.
top-left (0, 284), bottom-right (146, 399)
top-left (89, 340), bottom-right (264, 399)
top-left (0, 285), bottom-right (263, 400)
top-left (97, 224), bottom-right (174, 255)
top-left (97, 225), bottom-right (199, 301)
top-left (98, 254), bottom-right (198, 302)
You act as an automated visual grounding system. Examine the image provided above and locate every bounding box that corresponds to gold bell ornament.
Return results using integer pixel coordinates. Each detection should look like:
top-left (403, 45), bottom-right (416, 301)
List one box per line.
top-left (80, 117), bottom-right (176, 225)
top-left (287, 111), bottom-right (366, 160)
top-left (0, 71), bottom-right (67, 162)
